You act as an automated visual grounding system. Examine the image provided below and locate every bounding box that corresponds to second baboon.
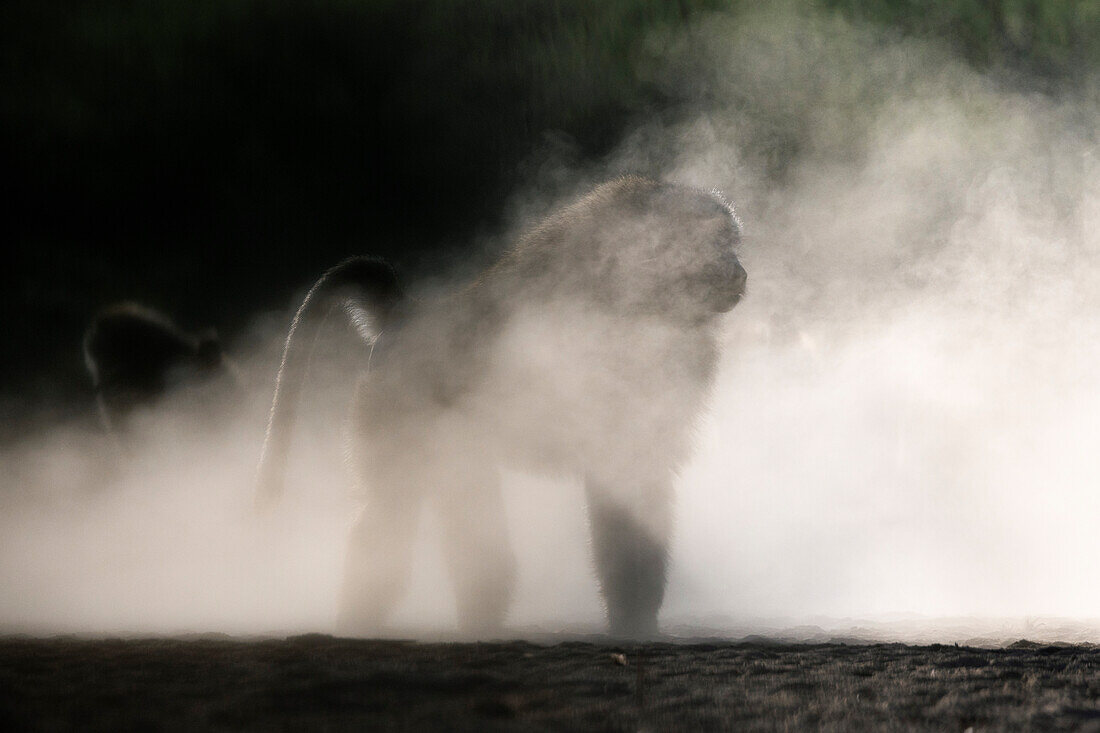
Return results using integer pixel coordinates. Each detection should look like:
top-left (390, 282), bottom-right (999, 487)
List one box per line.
top-left (84, 302), bottom-right (240, 439)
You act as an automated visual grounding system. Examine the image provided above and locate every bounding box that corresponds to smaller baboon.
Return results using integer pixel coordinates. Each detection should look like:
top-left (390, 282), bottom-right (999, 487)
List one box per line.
top-left (83, 302), bottom-right (240, 438)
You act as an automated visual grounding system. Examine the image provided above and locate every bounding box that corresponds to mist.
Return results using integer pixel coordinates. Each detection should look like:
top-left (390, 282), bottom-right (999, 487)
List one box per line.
top-left (652, 5), bottom-right (1100, 632)
top-left (3, 4), bottom-right (1100, 643)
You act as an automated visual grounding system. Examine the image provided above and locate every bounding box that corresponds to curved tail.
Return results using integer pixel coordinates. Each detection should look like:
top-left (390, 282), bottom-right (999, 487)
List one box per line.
top-left (255, 256), bottom-right (403, 510)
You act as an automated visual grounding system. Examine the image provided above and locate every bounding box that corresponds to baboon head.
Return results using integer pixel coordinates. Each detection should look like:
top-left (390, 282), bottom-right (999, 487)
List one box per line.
top-left (638, 183), bottom-right (747, 319)
top-left (529, 178), bottom-right (747, 323)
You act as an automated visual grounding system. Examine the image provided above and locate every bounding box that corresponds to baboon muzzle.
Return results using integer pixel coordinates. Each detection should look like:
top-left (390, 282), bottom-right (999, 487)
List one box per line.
top-left (699, 258), bottom-right (747, 313)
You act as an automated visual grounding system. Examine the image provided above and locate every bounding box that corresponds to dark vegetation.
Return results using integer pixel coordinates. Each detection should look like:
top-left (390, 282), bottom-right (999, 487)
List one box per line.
top-left (825, 0), bottom-right (1100, 78)
top-left (3, 636), bottom-right (1100, 730)
top-left (2, 0), bottom-right (1098, 419)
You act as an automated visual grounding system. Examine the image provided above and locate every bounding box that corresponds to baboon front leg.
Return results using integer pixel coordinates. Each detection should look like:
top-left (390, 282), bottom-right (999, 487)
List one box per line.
top-left (337, 484), bottom-right (422, 637)
top-left (438, 475), bottom-right (516, 636)
top-left (585, 476), bottom-right (673, 639)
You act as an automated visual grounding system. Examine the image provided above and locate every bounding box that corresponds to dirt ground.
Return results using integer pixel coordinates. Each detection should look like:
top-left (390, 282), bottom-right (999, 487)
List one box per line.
top-left (2, 634), bottom-right (1100, 731)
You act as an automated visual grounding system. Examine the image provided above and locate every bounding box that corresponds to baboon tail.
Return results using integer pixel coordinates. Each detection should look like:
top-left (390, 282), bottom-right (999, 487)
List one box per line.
top-left (255, 256), bottom-right (404, 511)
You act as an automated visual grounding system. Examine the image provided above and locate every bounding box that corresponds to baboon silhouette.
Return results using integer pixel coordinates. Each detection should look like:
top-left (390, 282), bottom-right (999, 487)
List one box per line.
top-left (257, 177), bottom-right (747, 638)
top-left (84, 302), bottom-right (239, 440)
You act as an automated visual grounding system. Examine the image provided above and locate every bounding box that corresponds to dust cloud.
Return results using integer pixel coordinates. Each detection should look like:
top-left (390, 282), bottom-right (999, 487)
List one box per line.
top-left (649, 6), bottom-right (1100, 631)
top-left (3, 4), bottom-right (1100, 642)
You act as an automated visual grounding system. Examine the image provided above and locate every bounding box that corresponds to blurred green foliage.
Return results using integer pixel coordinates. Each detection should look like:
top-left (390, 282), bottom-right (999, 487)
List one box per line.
top-left (1, 0), bottom-right (1096, 409)
top-left (821, 0), bottom-right (1100, 77)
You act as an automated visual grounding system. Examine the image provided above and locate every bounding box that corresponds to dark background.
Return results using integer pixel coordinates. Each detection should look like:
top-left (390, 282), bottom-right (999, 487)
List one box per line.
top-left (3, 0), bottom-right (1096, 426)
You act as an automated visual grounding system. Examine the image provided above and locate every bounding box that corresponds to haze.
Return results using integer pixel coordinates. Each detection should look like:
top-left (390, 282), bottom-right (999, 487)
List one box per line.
top-left (2, 5), bottom-right (1099, 643)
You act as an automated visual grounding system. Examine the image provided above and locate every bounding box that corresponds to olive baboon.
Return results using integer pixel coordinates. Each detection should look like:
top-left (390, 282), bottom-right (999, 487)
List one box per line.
top-left (257, 177), bottom-right (747, 638)
top-left (84, 302), bottom-right (240, 438)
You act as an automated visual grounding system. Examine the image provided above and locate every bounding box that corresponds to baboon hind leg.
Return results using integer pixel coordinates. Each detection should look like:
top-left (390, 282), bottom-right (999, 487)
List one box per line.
top-left (337, 480), bottom-right (423, 637)
top-left (438, 474), bottom-right (516, 636)
top-left (585, 476), bottom-right (673, 639)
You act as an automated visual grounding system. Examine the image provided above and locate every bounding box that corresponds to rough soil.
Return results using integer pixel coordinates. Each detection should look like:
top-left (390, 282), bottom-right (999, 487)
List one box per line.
top-left (3, 635), bottom-right (1100, 731)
